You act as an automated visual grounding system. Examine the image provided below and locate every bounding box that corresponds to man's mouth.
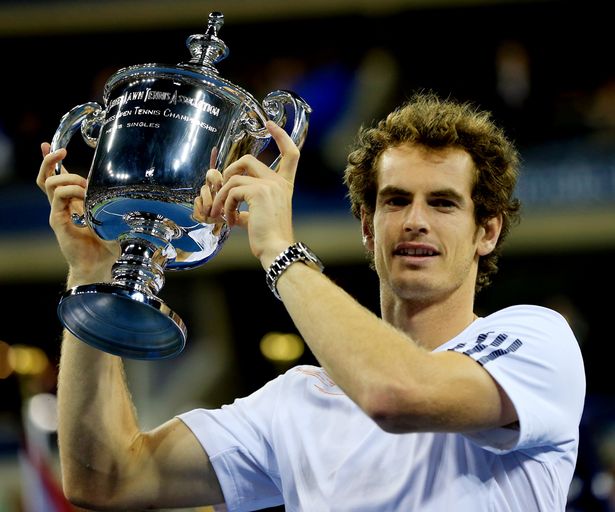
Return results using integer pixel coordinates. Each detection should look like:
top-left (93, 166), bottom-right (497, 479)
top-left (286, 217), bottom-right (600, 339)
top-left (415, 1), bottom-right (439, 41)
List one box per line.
top-left (393, 245), bottom-right (439, 257)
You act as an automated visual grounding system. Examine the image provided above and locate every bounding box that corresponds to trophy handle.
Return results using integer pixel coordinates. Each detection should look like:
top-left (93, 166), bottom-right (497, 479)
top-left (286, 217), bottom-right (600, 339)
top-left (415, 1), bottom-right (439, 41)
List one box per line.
top-left (50, 102), bottom-right (105, 227)
top-left (50, 102), bottom-right (104, 174)
top-left (261, 90), bottom-right (312, 171)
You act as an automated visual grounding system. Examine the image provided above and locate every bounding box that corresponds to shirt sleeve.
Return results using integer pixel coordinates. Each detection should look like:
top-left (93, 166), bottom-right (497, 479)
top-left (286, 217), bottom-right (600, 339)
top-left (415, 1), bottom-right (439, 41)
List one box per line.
top-left (446, 305), bottom-right (585, 454)
top-left (177, 375), bottom-right (286, 512)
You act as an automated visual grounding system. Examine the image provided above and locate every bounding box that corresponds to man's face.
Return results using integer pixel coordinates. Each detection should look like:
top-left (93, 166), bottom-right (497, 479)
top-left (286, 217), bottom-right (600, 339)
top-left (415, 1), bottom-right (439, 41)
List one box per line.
top-left (362, 143), bottom-right (499, 303)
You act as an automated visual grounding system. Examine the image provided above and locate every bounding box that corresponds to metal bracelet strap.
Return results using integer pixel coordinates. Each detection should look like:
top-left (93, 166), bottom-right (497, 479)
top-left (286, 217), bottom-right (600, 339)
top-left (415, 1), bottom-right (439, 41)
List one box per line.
top-left (265, 242), bottom-right (324, 300)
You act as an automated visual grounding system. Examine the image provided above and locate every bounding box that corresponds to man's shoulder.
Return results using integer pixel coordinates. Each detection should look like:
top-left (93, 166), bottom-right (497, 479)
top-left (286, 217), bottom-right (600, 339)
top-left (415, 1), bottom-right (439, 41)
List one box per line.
top-left (477, 304), bottom-right (575, 340)
top-left (483, 304), bottom-right (567, 323)
top-left (442, 303), bottom-right (580, 365)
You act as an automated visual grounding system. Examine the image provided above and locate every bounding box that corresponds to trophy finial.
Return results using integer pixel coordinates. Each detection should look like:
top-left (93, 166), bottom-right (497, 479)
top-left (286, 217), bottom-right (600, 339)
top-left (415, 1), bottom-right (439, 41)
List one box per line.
top-left (185, 11), bottom-right (229, 69)
top-left (206, 12), bottom-right (224, 36)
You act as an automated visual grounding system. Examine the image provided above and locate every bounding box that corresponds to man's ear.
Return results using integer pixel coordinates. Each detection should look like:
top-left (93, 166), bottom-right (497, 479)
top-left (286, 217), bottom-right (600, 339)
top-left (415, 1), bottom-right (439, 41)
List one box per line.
top-left (477, 214), bottom-right (503, 256)
top-left (360, 206), bottom-right (375, 252)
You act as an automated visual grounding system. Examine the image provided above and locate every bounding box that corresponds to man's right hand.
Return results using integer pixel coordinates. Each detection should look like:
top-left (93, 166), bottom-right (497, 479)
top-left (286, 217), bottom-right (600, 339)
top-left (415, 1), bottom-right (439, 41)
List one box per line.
top-left (36, 142), bottom-right (118, 286)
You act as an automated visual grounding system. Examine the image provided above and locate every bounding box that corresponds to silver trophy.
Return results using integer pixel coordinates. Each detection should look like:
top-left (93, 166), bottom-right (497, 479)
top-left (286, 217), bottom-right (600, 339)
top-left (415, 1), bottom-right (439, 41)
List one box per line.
top-left (50, 12), bottom-right (311, 360)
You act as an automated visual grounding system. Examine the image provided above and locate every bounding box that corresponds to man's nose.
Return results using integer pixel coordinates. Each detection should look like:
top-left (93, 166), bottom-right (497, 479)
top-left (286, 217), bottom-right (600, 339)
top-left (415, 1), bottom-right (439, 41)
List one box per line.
top-left (403, 202), bottom-right (429, 233)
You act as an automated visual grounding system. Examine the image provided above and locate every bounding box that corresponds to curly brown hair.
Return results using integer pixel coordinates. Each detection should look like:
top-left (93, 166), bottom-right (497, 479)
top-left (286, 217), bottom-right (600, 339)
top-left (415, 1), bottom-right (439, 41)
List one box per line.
top-left (343, 92), bottom-right (522, 293)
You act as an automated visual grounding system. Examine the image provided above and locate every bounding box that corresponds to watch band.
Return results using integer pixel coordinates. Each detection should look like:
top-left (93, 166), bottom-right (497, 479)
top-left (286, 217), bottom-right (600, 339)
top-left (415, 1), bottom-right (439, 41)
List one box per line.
top-left (265, 242), bottom-right (324, 300)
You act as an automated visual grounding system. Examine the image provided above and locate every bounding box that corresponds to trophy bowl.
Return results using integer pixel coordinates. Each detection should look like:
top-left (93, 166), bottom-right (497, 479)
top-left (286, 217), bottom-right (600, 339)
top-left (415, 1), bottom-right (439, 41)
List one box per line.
top-left (50, 12), bottom-right (311, 360)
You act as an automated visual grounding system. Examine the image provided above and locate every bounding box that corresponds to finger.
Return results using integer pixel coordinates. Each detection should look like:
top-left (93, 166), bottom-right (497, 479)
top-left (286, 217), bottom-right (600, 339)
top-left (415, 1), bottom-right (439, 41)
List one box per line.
top-left (220, 154), bottom-right (268, 184)
top-left (52, 183), bottom-right (86, 203)
top-left (196, 174), bottom-right (230, 224)
top-left (201, 168), bottom-right (223, 217)
top-left (266, 120), bottom-right (300, 184)
top-left (222, 186), bottom-right (248, 226)
top-left (194, 191), bottom-right (220, 224)
top-left (233, 210), bottom-right (250, 228)
top-left (209, 146), bottom-right (219, 170)
top-left (205, 168), bottom-right (223, 193)
top-left (210, 174), bottom-right (255, 218)
top-left (45, 173), bottom-right (87, 190)
top-left (193, 196), bottom-right (206, 223)
top-left (43, 174), bottom-right (87, 206)
top-left (36, 146), bottom-right (67, 191)
top-left (49, 184), bottom-right (86, 225)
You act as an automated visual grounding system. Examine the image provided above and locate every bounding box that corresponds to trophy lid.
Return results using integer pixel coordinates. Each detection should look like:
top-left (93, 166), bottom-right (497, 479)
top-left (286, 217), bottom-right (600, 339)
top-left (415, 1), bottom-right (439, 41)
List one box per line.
top-left (103, 10), bottom-right (263, 122)
top-left (184, 12), bottom-right (229, 71)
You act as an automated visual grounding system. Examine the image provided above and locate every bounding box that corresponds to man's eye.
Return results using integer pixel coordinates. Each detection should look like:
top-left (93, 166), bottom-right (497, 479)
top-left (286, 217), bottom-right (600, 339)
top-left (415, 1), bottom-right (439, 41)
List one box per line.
top-left (386, 197), bottom-right (408, 206)
top-left (431, 199), bottom-right (456, 208)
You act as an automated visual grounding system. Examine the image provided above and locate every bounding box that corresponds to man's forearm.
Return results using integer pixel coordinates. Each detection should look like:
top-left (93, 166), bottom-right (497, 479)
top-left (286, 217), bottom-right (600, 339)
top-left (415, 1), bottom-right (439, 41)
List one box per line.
top-left (274, 262), bottom-right (421, 413)
top-left (274, 261), bottom-right (511, 433)
top-left (56, 328), bottom-right (142, 501)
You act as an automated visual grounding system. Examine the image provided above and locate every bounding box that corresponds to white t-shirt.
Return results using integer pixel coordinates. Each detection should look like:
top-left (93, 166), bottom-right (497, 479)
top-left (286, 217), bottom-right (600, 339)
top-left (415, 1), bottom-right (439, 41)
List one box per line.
top-left (178, 305), bottom-right (586, 512)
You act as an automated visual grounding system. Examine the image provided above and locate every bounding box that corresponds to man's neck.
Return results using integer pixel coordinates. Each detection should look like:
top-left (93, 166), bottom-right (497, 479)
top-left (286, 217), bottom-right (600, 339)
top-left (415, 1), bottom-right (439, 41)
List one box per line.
top-left (381, 289), bottom-right (477, 351)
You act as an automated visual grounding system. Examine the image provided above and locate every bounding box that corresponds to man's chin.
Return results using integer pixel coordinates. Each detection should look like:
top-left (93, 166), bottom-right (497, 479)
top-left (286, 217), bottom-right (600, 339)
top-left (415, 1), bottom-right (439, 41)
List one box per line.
top-left (390, 277), bottom-right (434, 300)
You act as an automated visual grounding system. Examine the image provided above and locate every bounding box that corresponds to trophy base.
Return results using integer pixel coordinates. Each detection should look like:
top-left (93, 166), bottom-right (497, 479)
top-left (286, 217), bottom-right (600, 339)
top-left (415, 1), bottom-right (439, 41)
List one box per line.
top-left (57, 283), bottom-right (187, 360)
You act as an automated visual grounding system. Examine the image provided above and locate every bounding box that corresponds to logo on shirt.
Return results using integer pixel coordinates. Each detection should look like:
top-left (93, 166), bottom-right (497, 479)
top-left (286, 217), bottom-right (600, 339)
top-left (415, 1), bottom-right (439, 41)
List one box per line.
top-left (295, 367), bottom-right (345, 395)
top-left (449, 331), bottom-right (523, 366)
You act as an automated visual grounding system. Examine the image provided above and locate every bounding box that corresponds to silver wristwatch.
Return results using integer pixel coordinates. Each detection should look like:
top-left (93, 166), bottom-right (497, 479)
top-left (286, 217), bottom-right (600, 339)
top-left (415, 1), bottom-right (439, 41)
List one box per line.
top-left (265, 242), bottom-right (324, 300)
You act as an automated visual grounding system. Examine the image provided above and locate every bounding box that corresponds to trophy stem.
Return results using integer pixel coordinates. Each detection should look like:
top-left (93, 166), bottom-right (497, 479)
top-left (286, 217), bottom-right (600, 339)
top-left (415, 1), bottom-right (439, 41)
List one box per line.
top-left (113, 212), bottom-right (181, 295)
top-left (112, 238), bottom-right (168, 296)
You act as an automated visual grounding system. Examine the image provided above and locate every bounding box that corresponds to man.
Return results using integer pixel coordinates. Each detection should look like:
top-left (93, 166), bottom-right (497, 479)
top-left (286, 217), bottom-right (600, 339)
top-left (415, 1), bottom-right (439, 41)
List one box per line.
top-left (37, 92), bottom-right (585, 511)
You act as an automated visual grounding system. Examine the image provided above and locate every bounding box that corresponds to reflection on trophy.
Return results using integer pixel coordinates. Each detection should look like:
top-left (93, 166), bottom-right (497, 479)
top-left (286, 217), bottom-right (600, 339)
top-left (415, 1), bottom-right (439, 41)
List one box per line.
top-left (50, 12), bottom-right (311, 360)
